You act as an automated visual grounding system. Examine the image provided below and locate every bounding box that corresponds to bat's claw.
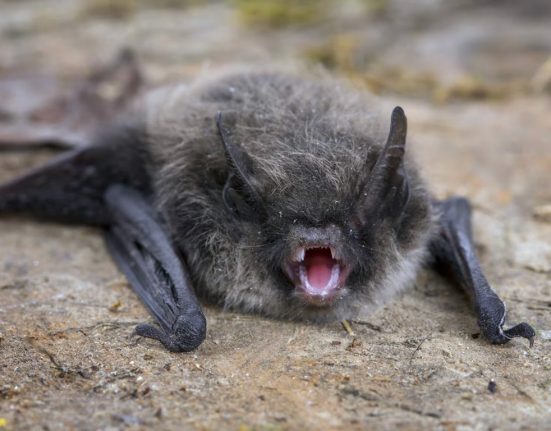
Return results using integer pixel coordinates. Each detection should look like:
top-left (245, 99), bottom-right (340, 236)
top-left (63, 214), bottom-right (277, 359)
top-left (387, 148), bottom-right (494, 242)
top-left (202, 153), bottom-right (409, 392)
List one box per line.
top-left (478, 313), bottom-right (536, 347)
top-left (476, 294), bottom-right (536, 347)
top-left (502, 322), bottom-right (536, 347)
top-left (135, 311), bottom-right (207, 352)
top-left (431, 198), bottom-right (536, 349)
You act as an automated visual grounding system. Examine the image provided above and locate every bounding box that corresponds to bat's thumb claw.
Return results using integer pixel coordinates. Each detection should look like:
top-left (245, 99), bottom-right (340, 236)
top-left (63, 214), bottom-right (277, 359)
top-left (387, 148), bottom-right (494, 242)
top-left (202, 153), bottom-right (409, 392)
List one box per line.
top-left (503, 322), bottom-right (536, 347)
top-left (477, 296), bottom-right (535, 346)
top-left (134, 323), bottom-right (166, 345)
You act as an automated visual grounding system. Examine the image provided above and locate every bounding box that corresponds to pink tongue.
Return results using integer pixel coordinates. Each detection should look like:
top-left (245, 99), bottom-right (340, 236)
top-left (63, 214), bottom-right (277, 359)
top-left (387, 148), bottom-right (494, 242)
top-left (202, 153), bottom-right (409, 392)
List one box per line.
top-left (304, 248), bottom-right (334, 290)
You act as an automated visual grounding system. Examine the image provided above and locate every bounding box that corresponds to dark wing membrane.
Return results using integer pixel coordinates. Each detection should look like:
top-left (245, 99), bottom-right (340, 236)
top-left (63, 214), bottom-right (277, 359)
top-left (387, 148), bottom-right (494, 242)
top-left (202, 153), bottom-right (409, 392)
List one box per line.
top-left (430, 197), bottom-right (535, 346)
top-left (0, 146), bottom-right (115, 224)
top-left (104, 185), bottom-right (206, 352)
top-left (0, 126), bottom-right (205, 352)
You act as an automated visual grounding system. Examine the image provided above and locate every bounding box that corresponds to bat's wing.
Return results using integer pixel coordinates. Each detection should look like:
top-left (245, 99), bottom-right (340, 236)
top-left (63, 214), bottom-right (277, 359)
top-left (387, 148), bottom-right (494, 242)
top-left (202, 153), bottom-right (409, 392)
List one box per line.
top-left (0, 146), bottom-right (116, 224)
top-left (430, 197), bottom-right (535, 345)
top-left (0, 141), bottom-right (206, 352)
top-left (105, 185), bottom-right (206, 352)
top-left (0, 49), bottom-right (142, 150)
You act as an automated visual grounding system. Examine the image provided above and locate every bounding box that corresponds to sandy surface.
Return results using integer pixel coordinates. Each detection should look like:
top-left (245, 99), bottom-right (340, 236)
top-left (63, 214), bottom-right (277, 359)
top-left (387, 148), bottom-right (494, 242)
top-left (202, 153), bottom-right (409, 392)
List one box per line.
top-left (0, 1), bottom-right (550, 430)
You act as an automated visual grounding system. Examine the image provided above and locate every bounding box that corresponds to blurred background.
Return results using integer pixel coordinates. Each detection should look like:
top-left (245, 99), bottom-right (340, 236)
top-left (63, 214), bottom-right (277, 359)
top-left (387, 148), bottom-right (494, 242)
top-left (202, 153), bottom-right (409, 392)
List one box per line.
top-left (1, 0), bottom-right (550, 99)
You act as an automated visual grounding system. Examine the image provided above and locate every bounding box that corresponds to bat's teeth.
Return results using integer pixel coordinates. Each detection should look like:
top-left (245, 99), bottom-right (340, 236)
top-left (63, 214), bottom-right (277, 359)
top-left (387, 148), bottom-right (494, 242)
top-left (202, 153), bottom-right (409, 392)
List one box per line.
top-left (294, 247), bottom-right (305, 262)
top-left (330, 247), bottom-right (336, 259)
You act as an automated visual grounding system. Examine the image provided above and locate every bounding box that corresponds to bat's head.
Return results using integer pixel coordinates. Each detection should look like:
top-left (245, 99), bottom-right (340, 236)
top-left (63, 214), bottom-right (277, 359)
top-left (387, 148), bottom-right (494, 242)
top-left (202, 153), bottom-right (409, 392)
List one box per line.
top-left (216, 107), bottom-right (432, 321)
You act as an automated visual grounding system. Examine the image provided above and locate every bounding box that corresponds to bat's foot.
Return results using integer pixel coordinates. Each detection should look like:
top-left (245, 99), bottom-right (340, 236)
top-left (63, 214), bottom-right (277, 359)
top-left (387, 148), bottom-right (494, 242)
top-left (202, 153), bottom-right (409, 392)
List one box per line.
top-left (135, 311), bottom-right (207, 352)
top-left (477, 294), bottom-right (536, 346)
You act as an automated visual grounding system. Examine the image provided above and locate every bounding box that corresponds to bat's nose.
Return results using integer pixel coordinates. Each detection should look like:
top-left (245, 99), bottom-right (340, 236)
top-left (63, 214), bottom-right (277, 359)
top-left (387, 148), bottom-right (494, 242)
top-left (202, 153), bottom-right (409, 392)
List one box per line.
top-left (291, 224), bottom-right (342, 248)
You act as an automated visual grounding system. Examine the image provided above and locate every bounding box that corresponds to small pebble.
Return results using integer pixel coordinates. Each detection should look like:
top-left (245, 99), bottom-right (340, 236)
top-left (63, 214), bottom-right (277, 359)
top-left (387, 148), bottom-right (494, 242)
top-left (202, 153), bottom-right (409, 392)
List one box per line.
top-left (488, 379), bottom-right (497, 394)
top-left (540, 330), bottom-right (551, 341)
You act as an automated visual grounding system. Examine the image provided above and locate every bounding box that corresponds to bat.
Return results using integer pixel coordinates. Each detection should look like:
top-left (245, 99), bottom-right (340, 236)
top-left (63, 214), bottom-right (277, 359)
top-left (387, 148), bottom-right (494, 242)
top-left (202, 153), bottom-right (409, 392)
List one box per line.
top-left (0, 56), bottom-right (535, 352)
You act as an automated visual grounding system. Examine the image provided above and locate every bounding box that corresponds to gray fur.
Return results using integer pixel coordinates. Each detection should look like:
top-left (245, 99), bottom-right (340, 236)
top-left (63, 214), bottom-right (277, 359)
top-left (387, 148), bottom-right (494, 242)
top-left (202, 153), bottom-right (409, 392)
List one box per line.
top-left (134, 71), bottom-right (434, 322)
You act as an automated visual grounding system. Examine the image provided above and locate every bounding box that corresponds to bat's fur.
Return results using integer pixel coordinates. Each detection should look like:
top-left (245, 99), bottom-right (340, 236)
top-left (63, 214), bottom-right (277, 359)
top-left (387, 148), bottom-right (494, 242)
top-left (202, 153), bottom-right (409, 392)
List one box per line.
top-left (127, 71), bottom-right (434, 322)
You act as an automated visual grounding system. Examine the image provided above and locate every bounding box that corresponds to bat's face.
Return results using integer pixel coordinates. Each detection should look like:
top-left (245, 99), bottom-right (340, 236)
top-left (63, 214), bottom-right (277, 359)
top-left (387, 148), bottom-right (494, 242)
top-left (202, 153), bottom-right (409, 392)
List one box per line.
top-left (214, 107), bottom-right (432, 321)
top-left (257, 173), bottom-right (429, 314)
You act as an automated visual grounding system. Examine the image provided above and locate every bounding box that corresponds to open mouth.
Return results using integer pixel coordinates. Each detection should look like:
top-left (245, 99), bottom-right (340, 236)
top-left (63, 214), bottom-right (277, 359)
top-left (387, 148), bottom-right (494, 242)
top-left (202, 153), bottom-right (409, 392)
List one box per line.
top-left (283, 246), bottom-right (351, 305)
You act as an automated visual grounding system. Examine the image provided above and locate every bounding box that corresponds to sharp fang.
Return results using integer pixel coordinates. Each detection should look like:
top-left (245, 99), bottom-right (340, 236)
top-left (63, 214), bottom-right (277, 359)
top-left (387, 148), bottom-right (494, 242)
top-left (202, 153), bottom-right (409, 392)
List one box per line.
top-left (294, 247), bottom-right (305, 262)
top-left (330, 247), bottom-right (336, 259)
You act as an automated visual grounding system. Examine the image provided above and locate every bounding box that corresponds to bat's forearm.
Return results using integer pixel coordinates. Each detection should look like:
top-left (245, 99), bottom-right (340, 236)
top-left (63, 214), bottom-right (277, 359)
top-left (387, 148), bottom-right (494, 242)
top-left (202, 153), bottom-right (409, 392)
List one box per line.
top-left (430, 197), bottom-right (535, 345)
top-left (104, 185), bottom-right (206, 352)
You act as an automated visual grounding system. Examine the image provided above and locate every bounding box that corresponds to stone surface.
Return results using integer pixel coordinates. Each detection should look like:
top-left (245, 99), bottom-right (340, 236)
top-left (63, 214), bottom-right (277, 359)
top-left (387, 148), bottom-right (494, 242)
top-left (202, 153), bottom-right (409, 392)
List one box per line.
top-left (0, 1), bottom-right (550, 430)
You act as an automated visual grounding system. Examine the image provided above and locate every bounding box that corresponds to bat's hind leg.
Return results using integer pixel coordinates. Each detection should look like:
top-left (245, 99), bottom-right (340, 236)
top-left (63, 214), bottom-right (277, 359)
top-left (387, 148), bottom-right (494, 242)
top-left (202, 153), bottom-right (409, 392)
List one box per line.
top-left (105, 185), bottom-right (206, 352)
top-left (429, 197), bottom-right (535, 346)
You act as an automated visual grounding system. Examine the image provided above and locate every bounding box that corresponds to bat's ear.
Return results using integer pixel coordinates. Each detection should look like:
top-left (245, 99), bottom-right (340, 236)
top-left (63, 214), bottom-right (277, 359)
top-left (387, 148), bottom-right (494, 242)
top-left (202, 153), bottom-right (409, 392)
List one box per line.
top-left (357, 106), bottom-right (410, 224)
top-left (216, 112), bottom-right (266, 222)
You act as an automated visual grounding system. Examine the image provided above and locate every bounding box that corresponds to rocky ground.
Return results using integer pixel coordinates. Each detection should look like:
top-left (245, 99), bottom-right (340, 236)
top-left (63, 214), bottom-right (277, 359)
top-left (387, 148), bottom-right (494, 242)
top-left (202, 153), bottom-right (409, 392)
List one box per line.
top-left (0, 1), bottom-right (550, 430)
